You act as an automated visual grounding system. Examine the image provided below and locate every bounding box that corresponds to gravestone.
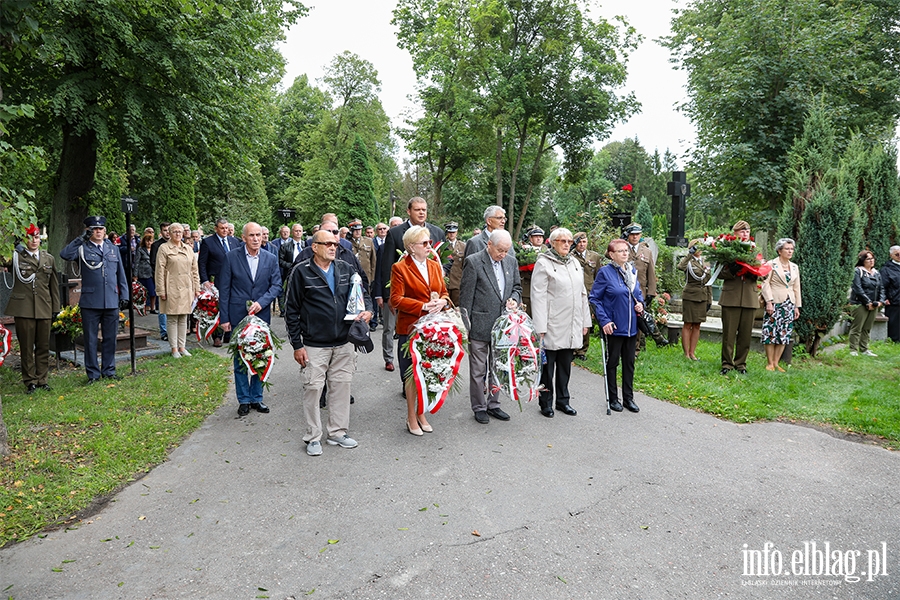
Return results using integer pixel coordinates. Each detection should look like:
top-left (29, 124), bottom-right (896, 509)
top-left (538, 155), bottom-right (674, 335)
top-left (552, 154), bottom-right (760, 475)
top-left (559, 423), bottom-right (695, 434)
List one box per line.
top-left (666, 171), bottom-right (690, 247)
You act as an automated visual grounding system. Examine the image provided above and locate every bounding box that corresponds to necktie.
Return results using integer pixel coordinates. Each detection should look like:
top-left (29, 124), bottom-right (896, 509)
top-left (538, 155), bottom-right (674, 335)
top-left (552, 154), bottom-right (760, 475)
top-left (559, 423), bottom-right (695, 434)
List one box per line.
top-left (493, 261), bottom-right (503, 292)
top-left (222, 237), bottom-right (228, 252)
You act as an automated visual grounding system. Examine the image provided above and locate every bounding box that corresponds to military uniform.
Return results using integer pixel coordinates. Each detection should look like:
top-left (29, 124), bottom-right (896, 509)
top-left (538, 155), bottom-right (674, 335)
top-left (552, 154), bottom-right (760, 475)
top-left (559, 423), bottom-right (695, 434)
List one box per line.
top-left (445, 237), bottom-right (466, 306)
top-left (627, 238), bottom-right (668, 351)
top-left (573, 247), bottom-right (603, 358)
top-left (350, 235), bottom-right (377, 287)
top-left (5, 238), bottom-right (60, 391)
top-left (60, 217), bottom-right (129, 382)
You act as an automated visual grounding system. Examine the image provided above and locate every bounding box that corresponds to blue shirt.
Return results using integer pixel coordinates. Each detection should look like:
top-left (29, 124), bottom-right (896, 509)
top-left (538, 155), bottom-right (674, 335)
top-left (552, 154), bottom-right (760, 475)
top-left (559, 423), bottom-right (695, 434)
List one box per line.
top-left (317, 262), bottom-right (335, 294)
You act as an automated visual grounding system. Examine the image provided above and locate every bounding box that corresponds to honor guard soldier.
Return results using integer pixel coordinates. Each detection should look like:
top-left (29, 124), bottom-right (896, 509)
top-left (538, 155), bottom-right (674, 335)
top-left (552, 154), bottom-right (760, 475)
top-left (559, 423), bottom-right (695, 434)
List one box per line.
top-left (4, 224), bottom-right (60, 393)
top-left (61, 216), bottom-right (129, 383)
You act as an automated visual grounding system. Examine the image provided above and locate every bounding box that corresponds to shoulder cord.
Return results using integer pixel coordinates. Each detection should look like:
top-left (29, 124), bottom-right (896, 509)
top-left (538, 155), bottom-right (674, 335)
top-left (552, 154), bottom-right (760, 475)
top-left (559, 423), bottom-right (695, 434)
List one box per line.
top-left (12, 250), bottom-right (36, 287)
top-left (686, 258), bottom-right (706, 283)
top-left (78, 244), bottom-right (103, 271)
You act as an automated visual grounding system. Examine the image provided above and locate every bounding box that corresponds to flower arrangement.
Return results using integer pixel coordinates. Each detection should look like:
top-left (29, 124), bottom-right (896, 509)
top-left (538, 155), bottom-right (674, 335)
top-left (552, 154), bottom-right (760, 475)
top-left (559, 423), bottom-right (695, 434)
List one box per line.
top-left (516, 243), bottom-right (539, 272)
top-left (192, 286), bottom-right (220, 343)
top-left (0, 324), bottom-right (11, 366)
top-left (701, 233), bottom-right (772, 280)
top-left (490, 308), bottom-right (542, 411)
top-left (228, 314), bottom-right (283, 390)
top-left (131, 280), bottom-right (148, 316)
top-left (52, 305), bottom-right (83, 339)
top-left (600, 184), bottom-right (635, 214)
top-left (405, 311), bottom-right (466, 414)
top-left (648, 292), bottom-right (671, 329)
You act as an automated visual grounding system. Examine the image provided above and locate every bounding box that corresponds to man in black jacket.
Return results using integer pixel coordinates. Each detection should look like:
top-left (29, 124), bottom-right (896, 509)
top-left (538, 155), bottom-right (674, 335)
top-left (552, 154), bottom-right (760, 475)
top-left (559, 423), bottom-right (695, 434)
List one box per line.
top-left (883, 245), bottom-right (900, 343)
top-left (285, 230), bottom-right (372, 457)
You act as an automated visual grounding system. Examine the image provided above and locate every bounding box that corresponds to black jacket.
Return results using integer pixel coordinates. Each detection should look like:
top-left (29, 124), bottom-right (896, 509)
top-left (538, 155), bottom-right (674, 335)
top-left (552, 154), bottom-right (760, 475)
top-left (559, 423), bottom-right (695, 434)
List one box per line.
top-left (285, 258), bottom-right (373, 349)
top-left (881, 260), bottom-right (900, 305)
top-left (851, 267), bottom-right (886, 305)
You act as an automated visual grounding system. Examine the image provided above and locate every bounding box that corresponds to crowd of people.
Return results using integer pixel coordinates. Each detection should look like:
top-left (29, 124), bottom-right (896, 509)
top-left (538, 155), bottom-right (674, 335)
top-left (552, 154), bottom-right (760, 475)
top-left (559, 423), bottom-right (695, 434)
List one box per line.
top-left (3, 201), bottom-right (898, 456)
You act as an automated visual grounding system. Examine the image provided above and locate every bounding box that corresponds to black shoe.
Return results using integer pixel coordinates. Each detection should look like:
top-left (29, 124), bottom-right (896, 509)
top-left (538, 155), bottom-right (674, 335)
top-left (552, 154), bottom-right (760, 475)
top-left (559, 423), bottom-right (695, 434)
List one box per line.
top-left (486, 408), bottom-right (510, 421)
top-left (539, 400), bottom-right (554, 418)
top-left (250, 401), bottom-right (269, 413)
top-left (369, 323), bottom-right (378, 332)
top-left (737, 368), bottom-right (747, 374)
top-left (160, 333), bottom-right (168, 341)
top-left (237, 404), bottom-right (250, 416)
top-left (37, 384), bottom-right (52, 391)
top-left (350, 395), bottom-right (355, 405)
top-left (609, 400), bottom-right (623, 412)
top-left (103, 374), bottom-right (122, 381)
top-left (87, 378), bottom-right (101, 385)
top-left (556, 403), bottom-right (577, 416)
top-left (623, 399), bottom-right (640, 413)
top-left (474, 410), bottom-right (490, 424)
top-left (720, 368), bottom-right (732, 376)
top-left (655, 338), bottom-right (670, 347)
top-left (26, 384), bottom-right (36, 394)
top-left (574, 354), bottom-right (586, 361)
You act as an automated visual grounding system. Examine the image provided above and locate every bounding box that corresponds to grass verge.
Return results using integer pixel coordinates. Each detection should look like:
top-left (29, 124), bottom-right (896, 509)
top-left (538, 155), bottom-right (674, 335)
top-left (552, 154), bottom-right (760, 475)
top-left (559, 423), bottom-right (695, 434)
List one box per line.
top-left (0, 349), bottom-right (230, 547)
top-left (582, 338), bottom-right (900, 448)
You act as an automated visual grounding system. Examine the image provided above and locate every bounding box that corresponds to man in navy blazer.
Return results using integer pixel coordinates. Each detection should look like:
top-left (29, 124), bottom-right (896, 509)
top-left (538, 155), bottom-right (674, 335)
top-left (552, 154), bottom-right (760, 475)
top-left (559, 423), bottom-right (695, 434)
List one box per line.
top-left (218, 222), bottom-right (282, 416)
top-left (199, 217), bottom-right (242, 346)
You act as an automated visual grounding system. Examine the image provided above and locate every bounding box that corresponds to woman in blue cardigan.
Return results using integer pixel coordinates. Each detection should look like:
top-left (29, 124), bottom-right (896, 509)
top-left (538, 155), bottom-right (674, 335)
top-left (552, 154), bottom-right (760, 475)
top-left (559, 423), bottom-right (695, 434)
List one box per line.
top-left (589, 238), bottom-right (645, 413)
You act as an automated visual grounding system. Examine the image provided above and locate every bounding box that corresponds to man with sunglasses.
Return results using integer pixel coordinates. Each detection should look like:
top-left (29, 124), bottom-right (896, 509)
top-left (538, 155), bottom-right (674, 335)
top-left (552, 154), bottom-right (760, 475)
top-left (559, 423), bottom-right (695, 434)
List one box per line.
top-left (4, 224), bottom-right (60, 393)
top-left (285, 230), bottom-right (372, 456)
top-left (376, 198), bottom-right (444, 373)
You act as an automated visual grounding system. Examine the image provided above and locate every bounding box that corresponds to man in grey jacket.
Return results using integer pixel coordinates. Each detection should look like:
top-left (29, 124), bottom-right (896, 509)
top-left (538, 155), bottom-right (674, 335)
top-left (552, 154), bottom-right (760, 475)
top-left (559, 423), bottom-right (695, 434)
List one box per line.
top-left (459, 229), bottom-right (522, 424)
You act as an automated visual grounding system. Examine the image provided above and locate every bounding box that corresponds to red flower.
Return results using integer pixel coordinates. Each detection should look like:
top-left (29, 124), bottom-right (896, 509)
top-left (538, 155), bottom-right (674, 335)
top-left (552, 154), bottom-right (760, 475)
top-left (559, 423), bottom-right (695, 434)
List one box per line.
top-left (422, 361), bottom-right (432, 369)
top-left (622, 184), bottom-right (633, 192)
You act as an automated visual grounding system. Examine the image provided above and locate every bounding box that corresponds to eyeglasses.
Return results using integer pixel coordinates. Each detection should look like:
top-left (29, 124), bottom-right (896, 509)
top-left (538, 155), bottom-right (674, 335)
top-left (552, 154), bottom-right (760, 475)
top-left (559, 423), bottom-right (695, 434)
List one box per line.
top-left (413, 240), bottom-right (431, 247)
top-left (328, 229), bottom-right (340, 235)
top-left (377, 227), bottom-right (387, 231)
top-left (555, 239), bottom-right (574, 244)
top-left (314, 241), bottom-right (339, 248)
top-left (489, 215), bottom-right (507, 221)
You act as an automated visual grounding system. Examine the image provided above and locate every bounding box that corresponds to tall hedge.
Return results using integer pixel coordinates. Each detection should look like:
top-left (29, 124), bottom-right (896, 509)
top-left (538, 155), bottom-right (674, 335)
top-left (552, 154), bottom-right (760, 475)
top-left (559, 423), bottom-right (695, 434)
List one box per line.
top-left (852, 141), bottom-right (900, 263)
top-left (338, 134), bottom-right (378, 225)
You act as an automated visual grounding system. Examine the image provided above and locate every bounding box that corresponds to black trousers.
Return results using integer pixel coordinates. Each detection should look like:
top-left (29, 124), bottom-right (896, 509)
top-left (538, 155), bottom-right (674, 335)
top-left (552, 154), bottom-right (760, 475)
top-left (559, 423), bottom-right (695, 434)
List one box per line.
top-left (605, 335), bottom-right (637, 403)
top-left (81, 307), bottom-right (119, 380)
top-left (540, 348), bottom-right (574, 405)
top-left (884, 304), bottom-right (900, 342)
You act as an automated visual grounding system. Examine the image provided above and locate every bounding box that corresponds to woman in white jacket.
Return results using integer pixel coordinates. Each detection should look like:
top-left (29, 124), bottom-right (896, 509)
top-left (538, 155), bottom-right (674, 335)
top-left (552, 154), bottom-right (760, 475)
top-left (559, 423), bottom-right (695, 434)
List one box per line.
top-left (531, 228), bottom-right (591, 418)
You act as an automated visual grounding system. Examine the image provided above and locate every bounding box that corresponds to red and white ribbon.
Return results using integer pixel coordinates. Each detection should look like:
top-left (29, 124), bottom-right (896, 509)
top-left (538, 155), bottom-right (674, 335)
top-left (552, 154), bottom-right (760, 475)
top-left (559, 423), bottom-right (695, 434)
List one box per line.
top-left (0, 324), bottom-right (11, 367)
top-left (409, 322), bottom-right (465, 414)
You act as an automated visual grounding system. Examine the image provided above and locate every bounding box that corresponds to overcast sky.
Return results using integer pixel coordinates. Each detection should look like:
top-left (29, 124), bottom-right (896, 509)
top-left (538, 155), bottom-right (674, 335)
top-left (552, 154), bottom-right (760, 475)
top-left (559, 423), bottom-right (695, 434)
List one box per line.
top-left (279, 0), bottom-right (695, 169)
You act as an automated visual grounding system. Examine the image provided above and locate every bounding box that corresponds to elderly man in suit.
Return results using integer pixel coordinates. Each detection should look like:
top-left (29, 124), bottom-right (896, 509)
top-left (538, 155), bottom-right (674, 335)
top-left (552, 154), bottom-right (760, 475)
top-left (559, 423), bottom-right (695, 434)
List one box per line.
top-left (5, 224), bottom-right (61, 393)
top-left (60, 216), bottom-right (129, 384)
top-left (199, 217), bottom-right (242, 346)
top-left (459, 229), bottom-right (522, 424)
top-left (218, 222), bottom-right (282, 416)
top-left (377, 199), bottom-right (444, 372)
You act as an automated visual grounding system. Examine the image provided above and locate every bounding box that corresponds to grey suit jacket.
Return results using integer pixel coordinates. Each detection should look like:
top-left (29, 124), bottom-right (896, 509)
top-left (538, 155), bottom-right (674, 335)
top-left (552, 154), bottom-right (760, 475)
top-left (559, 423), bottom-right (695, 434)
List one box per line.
top-left (458, 249), bottom-right (522, 342)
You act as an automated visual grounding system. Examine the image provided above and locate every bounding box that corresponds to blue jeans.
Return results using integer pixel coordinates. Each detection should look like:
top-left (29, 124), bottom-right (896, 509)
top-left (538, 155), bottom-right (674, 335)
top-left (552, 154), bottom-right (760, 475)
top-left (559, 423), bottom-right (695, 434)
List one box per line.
top-left (233, 353), bottom-right (263, 404)
top-left (158, 312), bottom-right (167, 336)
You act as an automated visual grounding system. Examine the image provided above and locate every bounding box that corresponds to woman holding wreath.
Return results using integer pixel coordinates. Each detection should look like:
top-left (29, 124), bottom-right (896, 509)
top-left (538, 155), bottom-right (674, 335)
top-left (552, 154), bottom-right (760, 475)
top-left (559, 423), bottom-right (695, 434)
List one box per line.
top-left (760, 238), bottom-right (802, 371)
top-left (390, 225), bottom-right (450, 435)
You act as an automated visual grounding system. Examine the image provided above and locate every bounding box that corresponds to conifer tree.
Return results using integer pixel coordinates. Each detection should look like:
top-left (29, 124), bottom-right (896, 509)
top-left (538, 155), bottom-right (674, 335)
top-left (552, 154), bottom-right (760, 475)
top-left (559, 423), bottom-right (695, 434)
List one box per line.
top-left (338, 134), bottom-right (378, 225)
top-left (854, 142), bottom-right (900, 263)
top-left (156, 168), bottom-right (198, 227)
top-left (634, 197), bottom-right (653, 238)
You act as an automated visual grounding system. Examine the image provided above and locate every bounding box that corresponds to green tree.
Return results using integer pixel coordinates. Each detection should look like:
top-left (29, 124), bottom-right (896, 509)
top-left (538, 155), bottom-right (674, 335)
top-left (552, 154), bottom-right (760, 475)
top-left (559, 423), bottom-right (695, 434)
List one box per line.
top-left (779, 106), bottom-right (862, 356)
top-left (852, 142), bottom-right (900, 263)
top-left (339, 135), bottom-right (378, 225)
top-left (664, 0), bottom-right (900, 215)
top-left (155, 166), bottom-right (198, 227)
top-left (634, 197), bottom-right (653, 238)
top-left (5, 0), bottom-right (306, 256)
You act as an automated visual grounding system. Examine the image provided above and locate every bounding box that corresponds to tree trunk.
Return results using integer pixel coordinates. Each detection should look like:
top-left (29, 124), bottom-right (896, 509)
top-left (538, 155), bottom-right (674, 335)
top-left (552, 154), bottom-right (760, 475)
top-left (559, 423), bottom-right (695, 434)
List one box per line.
top-left (494, 128), bottom-right (503, 208)
top-left (49, 125), bottom-right (98, 263)
top-left (506, 122), bottom-right (527, 235)
top-left (513, 131), bottom-right (547, 241)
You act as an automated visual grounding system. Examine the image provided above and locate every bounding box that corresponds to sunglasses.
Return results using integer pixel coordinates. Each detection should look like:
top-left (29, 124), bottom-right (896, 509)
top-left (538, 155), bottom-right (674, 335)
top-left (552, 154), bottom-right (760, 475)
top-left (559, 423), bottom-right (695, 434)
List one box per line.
top-left (314, 241), bottom-right (340, 248)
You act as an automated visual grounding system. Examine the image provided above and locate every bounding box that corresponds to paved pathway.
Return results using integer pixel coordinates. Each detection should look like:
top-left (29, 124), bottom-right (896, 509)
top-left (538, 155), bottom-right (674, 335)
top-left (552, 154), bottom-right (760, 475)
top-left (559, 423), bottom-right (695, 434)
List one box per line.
top-left (1, 315), bottom-right (898, 599)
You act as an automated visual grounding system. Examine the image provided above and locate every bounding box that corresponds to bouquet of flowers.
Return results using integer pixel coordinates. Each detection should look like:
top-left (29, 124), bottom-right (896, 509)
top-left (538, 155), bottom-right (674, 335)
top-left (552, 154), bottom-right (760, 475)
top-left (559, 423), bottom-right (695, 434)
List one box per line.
top-left (192, 286), bottom-right (220, 343)
top-left (517, 244), bottom-right (539, 272)
top-left (0, 323), bottom-right (11, 367)
top-left (405, 309), bottom-right (466, 415)
top-left (700, 233), bottom-right (771, 282)
top-left (490, 308), bottom-right (542, 411)
top-left (131, 280), bottom-right (148, 316)
top-left (648, 292), bottom-right (671, 329)
top-left (52, 305), bottom-right (83, 339)
top-left (229, 313), bottom-right (283, 390)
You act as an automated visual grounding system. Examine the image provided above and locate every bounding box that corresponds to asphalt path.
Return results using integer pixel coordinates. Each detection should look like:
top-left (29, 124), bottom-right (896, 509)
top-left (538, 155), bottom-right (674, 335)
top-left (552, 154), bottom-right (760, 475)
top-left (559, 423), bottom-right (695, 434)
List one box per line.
top-left (2, 315), bottom-right (898, 599)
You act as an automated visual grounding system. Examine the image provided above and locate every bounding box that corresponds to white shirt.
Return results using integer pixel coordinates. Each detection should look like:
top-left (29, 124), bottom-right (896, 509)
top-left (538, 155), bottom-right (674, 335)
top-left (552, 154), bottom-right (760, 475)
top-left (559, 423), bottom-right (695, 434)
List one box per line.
top-left (244, 249), bottom-right (259, 281)
top-left (492, 259), bottom-right (505, 293)
top-left (412, 256), bottom-right (429, 285)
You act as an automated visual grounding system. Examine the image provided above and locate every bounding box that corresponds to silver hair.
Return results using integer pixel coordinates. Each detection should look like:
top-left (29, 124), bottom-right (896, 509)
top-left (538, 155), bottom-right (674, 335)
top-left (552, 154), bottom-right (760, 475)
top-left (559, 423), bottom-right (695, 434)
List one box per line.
top-left (774, 238), bottom-right (795, 254)
top-left (548, 227), bottom-right (573, 242)
top-left (483, 205), bottom-right (505, 222)
top-left (168, 222), bottom-right (183, 233)
top-left (389, 216), bottom-right (403, 227)
top-left (890, 245), bottom-right (900, 255)
top-left (241, 222), bottom-right (261, 236)
top-left (488, 229), bottom-right (512, 246)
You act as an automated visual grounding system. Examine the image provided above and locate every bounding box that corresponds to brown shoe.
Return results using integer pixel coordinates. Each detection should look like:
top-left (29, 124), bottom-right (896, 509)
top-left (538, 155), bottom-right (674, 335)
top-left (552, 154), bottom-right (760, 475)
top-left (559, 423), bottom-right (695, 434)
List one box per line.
top-left (213, 339), bottom-right (223, 348)
top-left (385, 361), bottom-right (395, 372)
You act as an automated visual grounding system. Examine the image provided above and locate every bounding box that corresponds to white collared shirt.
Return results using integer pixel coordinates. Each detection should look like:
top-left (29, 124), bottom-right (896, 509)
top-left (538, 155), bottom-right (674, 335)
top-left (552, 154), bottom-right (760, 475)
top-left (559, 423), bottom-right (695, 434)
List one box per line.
top-left (412, 256), bottom-right (429, 285)
top-left (245, 249), bottom-right (259, 281)
top-left (492, 258), bottom-right (505, 292)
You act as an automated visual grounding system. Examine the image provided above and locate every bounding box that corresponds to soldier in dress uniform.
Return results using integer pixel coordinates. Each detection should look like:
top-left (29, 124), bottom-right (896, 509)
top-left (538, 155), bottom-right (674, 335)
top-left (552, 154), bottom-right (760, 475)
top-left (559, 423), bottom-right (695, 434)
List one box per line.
top-left (519, 226), bottom-right (545, 317)
top-left (571, 231), bottom-right (604, 360)
top-left (5, 224), bottom-right (60, 393)
top-left (60, 216), bottom-right (129, 384)
top-left (443, 222), bottom-right (467, 307)
top-left (624, 223), bottom-right (669, 354)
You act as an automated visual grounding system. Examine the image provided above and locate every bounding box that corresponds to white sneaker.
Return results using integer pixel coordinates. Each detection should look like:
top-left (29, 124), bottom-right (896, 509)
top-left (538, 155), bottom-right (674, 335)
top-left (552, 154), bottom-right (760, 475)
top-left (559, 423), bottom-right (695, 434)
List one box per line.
top-left (849, 351), bottom-right (858, 356)
top-left (863, 350), bottom-right (878, 357)
top-left (306, 441), bottom-right (322, 456)
top-left (326, 435), bottom-right (358, 449)
top-left (171, 351), bottom-right (182, 358)
top-left (180, 348), bottom-right (192, 357)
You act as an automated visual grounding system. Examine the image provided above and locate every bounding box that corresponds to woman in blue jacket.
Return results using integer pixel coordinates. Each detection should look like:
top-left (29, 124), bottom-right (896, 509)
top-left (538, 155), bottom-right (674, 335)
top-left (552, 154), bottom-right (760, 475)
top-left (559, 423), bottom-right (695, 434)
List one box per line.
top-left (589, 238), bottom-right (645, 413)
